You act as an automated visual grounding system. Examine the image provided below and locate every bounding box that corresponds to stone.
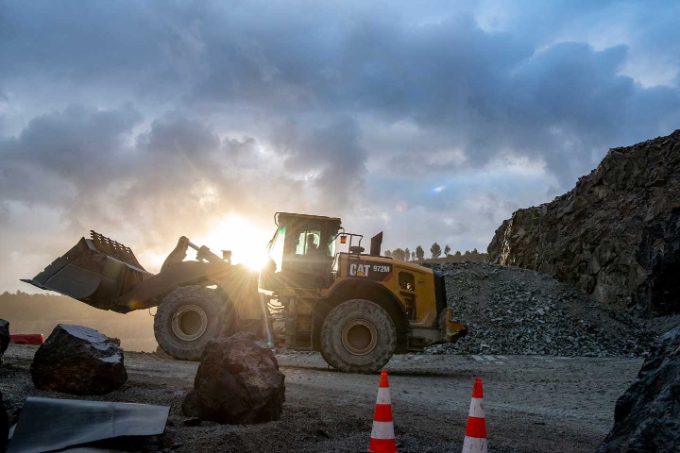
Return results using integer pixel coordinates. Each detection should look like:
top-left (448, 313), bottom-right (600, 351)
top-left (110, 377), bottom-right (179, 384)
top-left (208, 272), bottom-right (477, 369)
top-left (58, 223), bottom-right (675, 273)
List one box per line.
top-left (30, 324), bottom-right (127, 394)
top-left (182, 417), bottom-right (202, 427)
top-left (0, 319), bottom-right (9, 364)
top-left (488, 129), bottom-right (680, 316)
top-left (182, 332), bottom-right (285, 424)
top-left (596, 325), bottom-right (680, 453)
top-left (155, 345), bottom-right (173, 359)
top-left (0, 390), bottom-right (8, 453)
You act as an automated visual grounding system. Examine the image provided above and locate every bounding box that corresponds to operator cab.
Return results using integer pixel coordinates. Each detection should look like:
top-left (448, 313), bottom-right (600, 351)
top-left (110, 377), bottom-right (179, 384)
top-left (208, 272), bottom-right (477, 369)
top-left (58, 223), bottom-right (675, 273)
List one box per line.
top-left (260, 212), bottom-right (342, 290)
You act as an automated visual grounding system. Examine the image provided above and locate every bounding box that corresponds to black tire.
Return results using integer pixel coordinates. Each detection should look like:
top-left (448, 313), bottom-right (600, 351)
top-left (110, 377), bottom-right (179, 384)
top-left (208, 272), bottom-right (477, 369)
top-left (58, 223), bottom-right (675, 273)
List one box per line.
top-left (320, 299), bottom-right (397, 373)
top-left (154, 286), bottom-right (234, 361)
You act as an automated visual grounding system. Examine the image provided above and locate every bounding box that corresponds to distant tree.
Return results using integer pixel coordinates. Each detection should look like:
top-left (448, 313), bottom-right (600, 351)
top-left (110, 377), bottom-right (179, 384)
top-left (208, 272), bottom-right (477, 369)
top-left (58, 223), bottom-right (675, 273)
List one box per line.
top-left (463, 250), bottom-right (470, 256)
top-left (454, 250), bottom-right (462, 257)
top-left (392, 248), bottom-right (406, 261)
top-left (415, 246), bottom-right (425, 261)
top-left (411, 251), bottom-right (417, 261)
top-left (404, 248), bottom-right (410, 261)
top-left (430, 242), bottom-right (442, 259)
top-left (471, 248), bottom-right (478, 254)
top-left (444, 245), bottom-right (451, 256)
top-left (384, 250), bottom-right (392, 258)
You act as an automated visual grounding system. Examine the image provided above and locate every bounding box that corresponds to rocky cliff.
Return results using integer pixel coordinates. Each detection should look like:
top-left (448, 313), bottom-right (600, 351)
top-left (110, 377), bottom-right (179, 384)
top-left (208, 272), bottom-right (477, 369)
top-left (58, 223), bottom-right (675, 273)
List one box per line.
top-left (596, 325), bottom-right (680, 453)
top-left (488, 130), bottom-right (680, 316)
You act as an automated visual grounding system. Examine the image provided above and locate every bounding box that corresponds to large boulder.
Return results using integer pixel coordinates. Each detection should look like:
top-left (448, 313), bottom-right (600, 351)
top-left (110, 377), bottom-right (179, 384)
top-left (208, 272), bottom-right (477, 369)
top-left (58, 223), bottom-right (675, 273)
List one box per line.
top-left (182, 332), bottom-right (285, 424)
top-left (596, 325), bottom-right (680, 452)
top-left (0, 390), bottom-right (8, 453)
top-left (30, 324), bottom-right (127, 394)
top-left (0, 319), bottom-right (9, 364)
top-left (488, 129), bottom-right (680, 315)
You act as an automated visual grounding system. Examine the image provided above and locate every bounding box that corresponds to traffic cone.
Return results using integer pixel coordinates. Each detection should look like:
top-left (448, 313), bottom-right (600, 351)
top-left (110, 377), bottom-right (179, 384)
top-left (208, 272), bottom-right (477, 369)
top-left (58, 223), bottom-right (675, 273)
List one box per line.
top-left (462, 378), bottom-right (488, 453)
top-left (368, 370), bottom-right (397, 453)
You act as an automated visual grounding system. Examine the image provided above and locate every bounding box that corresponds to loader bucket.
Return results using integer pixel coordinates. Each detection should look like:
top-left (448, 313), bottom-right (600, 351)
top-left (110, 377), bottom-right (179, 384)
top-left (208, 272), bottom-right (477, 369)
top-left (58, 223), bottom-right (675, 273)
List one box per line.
top-left (22, 231), bottom-right (154, 311)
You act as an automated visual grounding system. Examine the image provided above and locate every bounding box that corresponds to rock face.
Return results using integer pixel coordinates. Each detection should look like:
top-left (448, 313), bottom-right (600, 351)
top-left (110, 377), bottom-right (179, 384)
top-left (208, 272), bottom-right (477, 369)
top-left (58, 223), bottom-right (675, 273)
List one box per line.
top-left (488, 130), bottom-right (680, 316)
top-left (182, 332), bottom-right (285, 424)
top-left (0, 319), bottom-right (9, 364)
top-left (30, 324), bottom-right (128, 394)
top-left (596, 325), bottom-right (680, 453)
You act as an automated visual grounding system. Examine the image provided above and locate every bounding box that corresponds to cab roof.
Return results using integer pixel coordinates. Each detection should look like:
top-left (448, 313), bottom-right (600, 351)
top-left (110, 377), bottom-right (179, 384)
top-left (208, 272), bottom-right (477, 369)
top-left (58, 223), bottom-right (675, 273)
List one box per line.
top-left (275, 212), bottom-right (342, 226)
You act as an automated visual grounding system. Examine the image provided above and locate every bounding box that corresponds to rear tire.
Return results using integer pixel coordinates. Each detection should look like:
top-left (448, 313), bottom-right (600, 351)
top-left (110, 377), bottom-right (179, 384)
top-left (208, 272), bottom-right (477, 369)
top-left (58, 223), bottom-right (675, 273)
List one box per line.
top-left (320, 299), bottom-right (397, 373)
top-left (154, 286), bottom-right (234, 361)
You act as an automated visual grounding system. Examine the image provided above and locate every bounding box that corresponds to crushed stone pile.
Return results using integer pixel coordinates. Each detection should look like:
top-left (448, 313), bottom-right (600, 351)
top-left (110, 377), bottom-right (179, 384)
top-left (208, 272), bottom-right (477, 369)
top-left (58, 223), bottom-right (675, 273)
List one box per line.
top-left (422, 262), bottom-right (656, 357)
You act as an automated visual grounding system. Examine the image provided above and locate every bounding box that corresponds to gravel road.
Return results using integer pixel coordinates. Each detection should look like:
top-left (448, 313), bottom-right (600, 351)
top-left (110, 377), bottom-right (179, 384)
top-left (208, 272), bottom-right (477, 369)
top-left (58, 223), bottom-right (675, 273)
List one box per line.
top-left (0, 345), bottom-right (642, 453)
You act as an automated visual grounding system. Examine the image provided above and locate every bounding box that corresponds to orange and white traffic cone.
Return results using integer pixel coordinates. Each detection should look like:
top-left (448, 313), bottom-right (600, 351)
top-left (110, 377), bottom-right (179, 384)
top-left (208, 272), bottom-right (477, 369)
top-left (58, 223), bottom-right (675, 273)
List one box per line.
top-left (368, 370), bottom-right (397, 453)
top-left (462, 378), bottom-right (488, 453)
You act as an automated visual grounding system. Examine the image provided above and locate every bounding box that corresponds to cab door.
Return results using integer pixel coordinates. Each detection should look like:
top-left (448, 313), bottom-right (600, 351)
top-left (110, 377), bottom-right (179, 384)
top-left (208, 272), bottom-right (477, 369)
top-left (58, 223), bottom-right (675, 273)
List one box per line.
top-left (271, 218), bottom-right (336, 289)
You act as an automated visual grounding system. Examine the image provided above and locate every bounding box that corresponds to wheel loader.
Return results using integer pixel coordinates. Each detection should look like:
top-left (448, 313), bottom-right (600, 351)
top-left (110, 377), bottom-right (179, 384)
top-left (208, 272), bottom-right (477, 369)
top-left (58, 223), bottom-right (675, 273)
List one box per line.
top-left (22, 212), bottom-right (466, 373)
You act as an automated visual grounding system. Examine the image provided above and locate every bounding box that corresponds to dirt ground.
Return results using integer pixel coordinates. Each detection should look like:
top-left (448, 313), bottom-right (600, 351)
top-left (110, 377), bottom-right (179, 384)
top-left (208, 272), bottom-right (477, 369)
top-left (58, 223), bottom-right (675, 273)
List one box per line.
top-left (1, 345), bottom-right (642, 453)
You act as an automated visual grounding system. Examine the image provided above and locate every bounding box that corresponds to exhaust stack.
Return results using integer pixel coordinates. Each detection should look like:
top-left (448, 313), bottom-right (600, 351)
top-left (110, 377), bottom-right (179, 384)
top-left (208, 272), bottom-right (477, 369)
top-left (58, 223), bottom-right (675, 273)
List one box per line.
top-left (370, 232), bottom-right (383, 257)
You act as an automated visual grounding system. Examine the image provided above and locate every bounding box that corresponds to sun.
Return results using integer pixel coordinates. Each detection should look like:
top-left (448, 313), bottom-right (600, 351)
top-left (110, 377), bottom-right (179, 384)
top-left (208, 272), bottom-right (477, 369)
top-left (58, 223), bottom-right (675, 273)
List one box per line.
top-left (240, 252), bottom-right (269, 271)
top-left (194, 215), bottom-right (271, 271)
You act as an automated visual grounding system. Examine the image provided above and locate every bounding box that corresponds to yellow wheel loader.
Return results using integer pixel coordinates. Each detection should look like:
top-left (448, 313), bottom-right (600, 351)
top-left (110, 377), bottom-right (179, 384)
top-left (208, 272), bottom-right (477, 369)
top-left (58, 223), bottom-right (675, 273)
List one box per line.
top-left (23, 213), bottom-right (466, 373)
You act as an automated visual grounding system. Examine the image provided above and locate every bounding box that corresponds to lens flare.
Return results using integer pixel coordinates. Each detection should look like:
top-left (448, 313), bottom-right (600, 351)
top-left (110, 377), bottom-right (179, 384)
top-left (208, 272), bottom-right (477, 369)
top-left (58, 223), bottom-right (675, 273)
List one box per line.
top-left (194, 215), bottom-right (270, 271)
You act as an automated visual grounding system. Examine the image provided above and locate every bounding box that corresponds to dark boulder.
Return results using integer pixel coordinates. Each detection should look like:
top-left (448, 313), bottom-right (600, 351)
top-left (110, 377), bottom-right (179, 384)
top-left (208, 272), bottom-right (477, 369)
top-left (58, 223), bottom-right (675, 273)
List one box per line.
top-left (0, 390), bottom-right (8, 453)
top-left (0, 319), bottom-right (9, 365)
top-left (596, 325), bottom-right (680, 453)
top-left (30, 324), bottom-right (127, 395)
top-left (182, 332), bottom-right (285, 424)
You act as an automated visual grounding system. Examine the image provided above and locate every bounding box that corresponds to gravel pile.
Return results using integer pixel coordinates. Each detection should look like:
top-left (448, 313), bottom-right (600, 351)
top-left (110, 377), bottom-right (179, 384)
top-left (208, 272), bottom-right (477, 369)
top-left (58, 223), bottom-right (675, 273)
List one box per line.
top-left (421, 262), bottom-right (656, 357)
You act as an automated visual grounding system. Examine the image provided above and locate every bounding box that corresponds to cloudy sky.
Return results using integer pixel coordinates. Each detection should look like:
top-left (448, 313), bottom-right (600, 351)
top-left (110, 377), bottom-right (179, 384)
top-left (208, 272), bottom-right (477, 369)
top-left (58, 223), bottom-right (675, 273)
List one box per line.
top-left (1, 0), bottom-right (679, 292)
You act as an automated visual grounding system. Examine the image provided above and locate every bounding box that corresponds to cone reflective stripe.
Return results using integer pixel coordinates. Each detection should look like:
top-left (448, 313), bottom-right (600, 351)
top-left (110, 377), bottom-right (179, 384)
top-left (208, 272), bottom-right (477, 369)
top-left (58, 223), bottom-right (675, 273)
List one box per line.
top-left (369, 370), bottom-right (397, 453)
top-left (462, 378), bottom-right (488, 453)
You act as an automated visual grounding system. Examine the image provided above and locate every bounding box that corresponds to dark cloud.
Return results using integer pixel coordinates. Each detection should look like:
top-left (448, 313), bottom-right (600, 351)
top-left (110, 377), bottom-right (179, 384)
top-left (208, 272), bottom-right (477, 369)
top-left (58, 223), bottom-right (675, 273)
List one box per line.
top-left (2, 3), bottom-right (677, 183)
top-left (276, 118), bottom-right (367, 211)
top-left (0, 105), bottom-right (142, 208)
top-left (0, 104), bottom-right (300, 249)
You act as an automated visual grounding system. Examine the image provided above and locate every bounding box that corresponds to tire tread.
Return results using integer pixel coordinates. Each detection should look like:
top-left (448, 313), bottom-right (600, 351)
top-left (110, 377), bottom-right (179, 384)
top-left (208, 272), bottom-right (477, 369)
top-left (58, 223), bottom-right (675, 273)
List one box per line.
top-left (320, 299), bottom-right (396, 373)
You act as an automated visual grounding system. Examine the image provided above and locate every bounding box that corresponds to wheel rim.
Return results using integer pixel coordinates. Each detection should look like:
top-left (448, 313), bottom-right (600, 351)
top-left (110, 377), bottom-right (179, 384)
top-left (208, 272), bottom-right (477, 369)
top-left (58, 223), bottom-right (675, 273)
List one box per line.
top-left (341, 319), bottom-right (378, 356)
top-left (172, 305), bottom-right (208, 341)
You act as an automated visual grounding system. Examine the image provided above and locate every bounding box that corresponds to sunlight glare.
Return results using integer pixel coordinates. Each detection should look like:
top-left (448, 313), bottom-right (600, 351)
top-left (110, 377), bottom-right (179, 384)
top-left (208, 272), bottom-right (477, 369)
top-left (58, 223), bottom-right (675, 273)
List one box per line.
top-left (194, 215), bottom-right (271, 271)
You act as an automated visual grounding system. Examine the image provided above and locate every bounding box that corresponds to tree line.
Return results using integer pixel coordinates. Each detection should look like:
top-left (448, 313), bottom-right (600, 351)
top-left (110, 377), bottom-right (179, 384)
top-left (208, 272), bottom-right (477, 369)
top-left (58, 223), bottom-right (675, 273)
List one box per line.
top-left (383, 243), bottom-right (482, 261)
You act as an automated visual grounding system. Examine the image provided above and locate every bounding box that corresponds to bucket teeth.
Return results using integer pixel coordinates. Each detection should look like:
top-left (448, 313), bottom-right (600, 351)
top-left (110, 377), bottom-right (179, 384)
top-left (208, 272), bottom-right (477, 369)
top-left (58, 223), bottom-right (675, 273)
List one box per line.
top-left (90, 230), bottom-right (145, 271)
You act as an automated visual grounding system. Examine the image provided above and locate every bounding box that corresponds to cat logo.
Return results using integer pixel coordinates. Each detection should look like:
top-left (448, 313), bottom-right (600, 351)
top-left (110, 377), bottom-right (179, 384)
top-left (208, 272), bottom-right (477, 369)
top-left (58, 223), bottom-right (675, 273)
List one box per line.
top-left (349, 263), bottom-right (371, 277)
top-left (348, 262), bottom-right (393, 282)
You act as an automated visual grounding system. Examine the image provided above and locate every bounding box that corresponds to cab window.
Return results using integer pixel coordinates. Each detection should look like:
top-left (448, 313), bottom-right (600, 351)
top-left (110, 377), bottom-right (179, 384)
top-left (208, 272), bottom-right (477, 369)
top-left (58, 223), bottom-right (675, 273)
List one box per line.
top-left (267, 227), bottom-right (286, 272)
top-left (295, 230), bottom-right (321, 255)
top-left (326, 238), bottom-right (335, 257)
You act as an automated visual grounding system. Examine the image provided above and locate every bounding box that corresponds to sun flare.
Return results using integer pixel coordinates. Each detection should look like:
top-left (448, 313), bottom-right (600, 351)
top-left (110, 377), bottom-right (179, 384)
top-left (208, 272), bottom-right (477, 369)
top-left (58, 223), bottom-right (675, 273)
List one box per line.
top-left (194, 215), bottom-right (271, 271)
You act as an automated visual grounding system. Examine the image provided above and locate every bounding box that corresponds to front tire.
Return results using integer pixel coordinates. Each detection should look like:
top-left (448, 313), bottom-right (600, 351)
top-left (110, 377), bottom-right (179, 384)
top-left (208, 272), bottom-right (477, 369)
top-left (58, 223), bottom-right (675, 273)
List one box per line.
top-left (320, 299), bottom-right (397, 373)
top-left (154, 286), bottom-right (233, 361)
